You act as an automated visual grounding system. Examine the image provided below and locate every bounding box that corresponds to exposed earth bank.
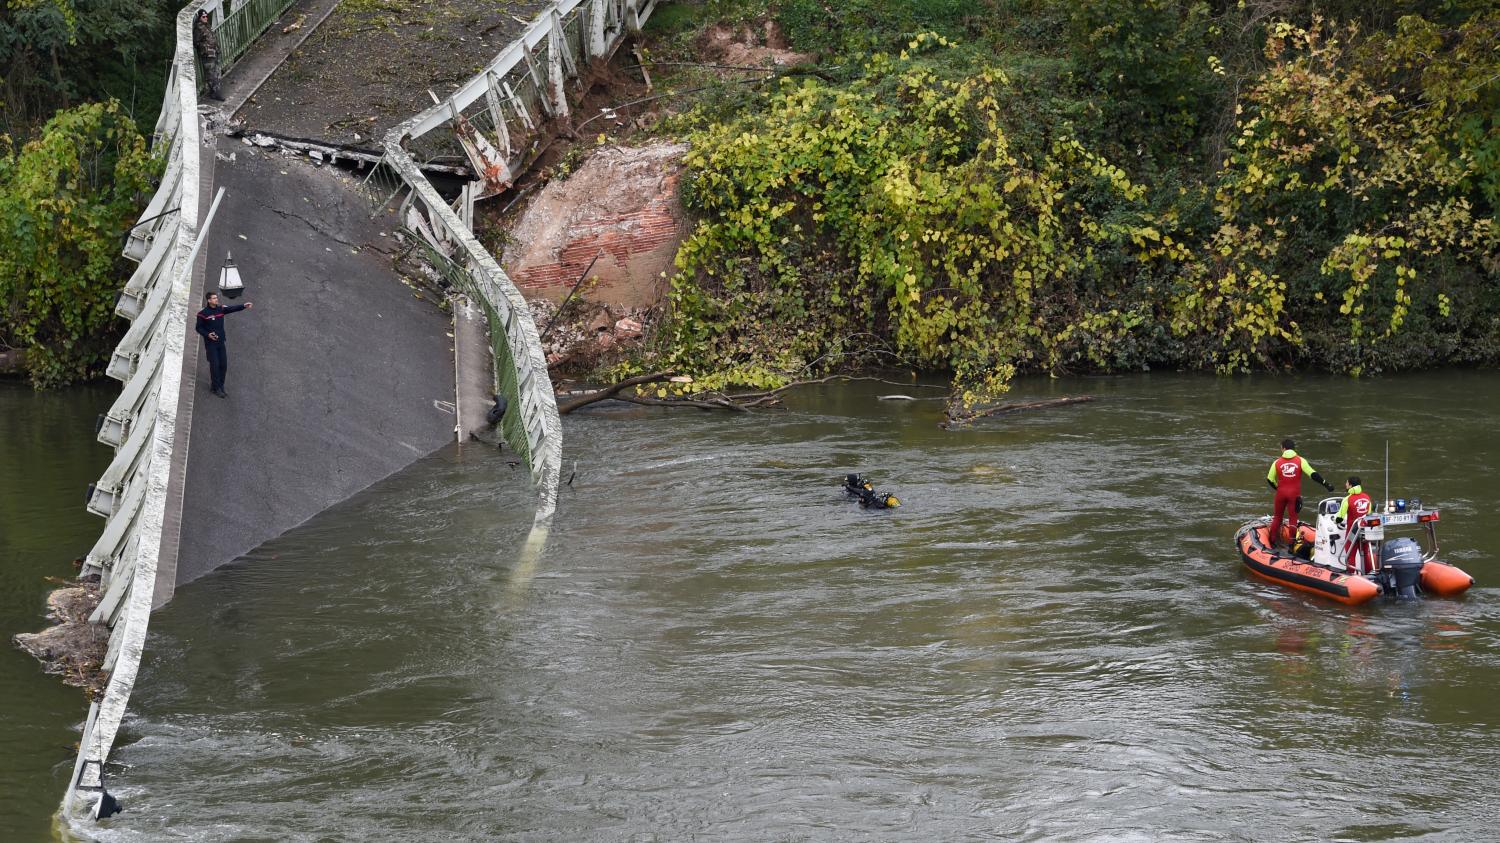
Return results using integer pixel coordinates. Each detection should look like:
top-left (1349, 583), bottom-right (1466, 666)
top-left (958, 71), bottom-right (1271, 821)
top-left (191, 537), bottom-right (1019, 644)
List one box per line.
top-left (500, 142), bottom-right (688, 373)
top-left (480, 17), bottom-right (815, 380)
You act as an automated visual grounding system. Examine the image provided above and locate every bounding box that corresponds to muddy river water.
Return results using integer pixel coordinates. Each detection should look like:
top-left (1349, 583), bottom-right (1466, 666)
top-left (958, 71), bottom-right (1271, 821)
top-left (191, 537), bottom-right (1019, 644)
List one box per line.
top-left (5, 373), bottom-right (1500, 841)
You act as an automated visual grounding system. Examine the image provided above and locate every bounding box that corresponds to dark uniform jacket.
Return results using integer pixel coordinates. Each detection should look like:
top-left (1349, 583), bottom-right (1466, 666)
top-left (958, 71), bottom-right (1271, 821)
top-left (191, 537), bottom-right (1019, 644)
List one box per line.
top-left (196, 304), bottom-right (246, 344)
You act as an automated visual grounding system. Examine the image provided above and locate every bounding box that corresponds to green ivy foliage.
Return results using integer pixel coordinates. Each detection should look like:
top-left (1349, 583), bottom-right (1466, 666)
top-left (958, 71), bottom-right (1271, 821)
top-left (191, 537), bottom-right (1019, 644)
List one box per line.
top-left (645, 5), bottom-right (1497, 398)
top-left (659, 34), bottom-right (1166, 406)
top-left (0, 100), bottom-right (157, 387)
top-left (1170, 16), bottom-right (1500, 374)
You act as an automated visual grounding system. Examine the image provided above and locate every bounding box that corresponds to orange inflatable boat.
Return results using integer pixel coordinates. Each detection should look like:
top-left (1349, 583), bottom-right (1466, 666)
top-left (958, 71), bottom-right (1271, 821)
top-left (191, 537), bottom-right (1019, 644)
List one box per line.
top-left (1237, 498), bottom-right (1474, 604)
top-left (1238, 522), bottom-right (1380, 605)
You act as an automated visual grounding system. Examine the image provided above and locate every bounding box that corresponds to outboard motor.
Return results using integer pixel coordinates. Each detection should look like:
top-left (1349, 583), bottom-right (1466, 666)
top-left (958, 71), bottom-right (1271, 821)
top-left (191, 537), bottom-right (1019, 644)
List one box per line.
top-left (1378, 537), bottom-right (1425, 598)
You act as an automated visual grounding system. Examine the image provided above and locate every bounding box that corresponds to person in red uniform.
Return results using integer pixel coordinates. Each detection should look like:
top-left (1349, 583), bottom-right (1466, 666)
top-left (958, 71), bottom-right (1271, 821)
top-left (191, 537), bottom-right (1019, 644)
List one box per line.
top-left (1336, 476), bottom-right (1374, 573)
top-left (1266, 438), bottom-right (1333, 547)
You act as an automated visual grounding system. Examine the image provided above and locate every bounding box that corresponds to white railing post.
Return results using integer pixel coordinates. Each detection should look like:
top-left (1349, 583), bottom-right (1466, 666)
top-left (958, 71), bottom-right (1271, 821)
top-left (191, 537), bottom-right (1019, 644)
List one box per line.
top-left (547, 12), bottom-right (572, 118)
top-left (483, 72), bottom-right (514, 159)
top-left (589, 0), bottom-right (609, 59)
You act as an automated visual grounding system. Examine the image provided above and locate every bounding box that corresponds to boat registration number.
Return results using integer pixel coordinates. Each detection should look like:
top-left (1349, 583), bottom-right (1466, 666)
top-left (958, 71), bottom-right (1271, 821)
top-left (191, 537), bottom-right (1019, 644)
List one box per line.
top-left (1381, 513), bottom-right (1417, 526)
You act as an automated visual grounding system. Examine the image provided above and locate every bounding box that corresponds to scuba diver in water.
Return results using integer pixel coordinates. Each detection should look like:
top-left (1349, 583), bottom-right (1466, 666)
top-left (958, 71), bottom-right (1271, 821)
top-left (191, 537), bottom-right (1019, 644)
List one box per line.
top-left (842, 474), bottom-right (900, 509)
top-left (1266, 438), bottom-right (1334, 547)
top-left (844, 473), bottom-right (873, 496)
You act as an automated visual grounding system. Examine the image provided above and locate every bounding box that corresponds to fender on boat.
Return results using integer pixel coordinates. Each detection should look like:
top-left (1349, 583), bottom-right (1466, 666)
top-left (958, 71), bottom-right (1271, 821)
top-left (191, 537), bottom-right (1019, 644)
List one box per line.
top-left (1420, 561), bottom-right (1474, 597)
top-left (1237, 523), bottom-right (1380, 606)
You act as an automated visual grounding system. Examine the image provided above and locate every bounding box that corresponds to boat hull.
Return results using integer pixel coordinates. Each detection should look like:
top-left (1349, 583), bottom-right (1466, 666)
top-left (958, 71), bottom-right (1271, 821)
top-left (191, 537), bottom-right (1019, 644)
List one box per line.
top-left (1420, 560), bottom-right (1474, 597)
top-left (1238, 523), bottom-right (1381, 605)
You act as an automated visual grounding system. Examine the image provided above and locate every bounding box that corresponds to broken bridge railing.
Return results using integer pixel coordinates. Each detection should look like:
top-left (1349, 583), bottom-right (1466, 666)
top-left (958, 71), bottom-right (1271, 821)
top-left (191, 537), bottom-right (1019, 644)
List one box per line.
top-left (373, 0), bottom-right (664, 527)
top-left (60, 0), bottom-right (301, 827)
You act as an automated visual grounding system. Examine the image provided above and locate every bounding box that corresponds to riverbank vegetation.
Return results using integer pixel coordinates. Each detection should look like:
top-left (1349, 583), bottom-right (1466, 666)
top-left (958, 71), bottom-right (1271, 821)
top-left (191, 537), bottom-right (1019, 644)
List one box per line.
top-left (1, 0), bottom-right (175, 386)
top-left (0, 101), bottom-right (156, 386)
top-left (632, 0), bottom-right (1498, 405)
top-left (1, 0), bottom-right (177, 138)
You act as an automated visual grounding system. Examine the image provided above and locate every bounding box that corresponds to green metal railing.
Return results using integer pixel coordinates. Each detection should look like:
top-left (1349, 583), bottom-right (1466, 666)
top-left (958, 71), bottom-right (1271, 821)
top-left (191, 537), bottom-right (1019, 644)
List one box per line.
top-left (486, 294), bottom-right (532, 469)
top-left (215, 0), bottom-right (299, 73)
top-left (404, 230), bottom-right (534, 470)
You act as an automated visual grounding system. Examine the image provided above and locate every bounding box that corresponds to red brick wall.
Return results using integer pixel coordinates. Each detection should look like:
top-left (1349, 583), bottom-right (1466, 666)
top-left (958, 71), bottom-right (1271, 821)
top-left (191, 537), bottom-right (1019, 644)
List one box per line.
top-left (509, 170), bottom-right (684, 303)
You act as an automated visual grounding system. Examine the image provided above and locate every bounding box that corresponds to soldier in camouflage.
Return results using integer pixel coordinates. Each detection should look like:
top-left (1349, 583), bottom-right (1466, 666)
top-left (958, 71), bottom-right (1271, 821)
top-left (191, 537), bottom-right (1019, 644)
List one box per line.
top-left (193, 9), bottom-right (224, 101)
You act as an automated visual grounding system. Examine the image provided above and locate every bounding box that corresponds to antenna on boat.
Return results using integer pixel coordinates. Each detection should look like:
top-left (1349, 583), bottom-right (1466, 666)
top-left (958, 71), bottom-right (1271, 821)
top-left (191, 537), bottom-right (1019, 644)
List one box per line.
top-left (1384, 439), bottom-right (1390, 513)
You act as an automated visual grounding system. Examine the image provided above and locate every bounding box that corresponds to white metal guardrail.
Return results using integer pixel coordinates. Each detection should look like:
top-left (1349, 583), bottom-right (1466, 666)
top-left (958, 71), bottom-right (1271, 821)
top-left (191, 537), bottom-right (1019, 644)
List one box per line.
top-left (60, 0), bottom-right (653, 825)
top-left (59, 0), bottom-right (293, 827)
top-left (379, 0), bottom-right (661, 528)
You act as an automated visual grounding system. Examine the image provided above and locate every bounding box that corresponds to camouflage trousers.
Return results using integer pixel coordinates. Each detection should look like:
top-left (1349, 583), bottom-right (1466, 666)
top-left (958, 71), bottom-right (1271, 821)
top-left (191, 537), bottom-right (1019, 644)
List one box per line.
top-left (201, 55), bottom-right (223, 99)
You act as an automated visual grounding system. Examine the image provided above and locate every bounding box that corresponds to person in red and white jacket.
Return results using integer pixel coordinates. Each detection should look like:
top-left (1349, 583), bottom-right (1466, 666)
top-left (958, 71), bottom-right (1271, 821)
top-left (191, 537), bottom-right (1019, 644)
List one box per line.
top-left (1337, 476), bottom-right (1375, 573)
top-left (1265, 438), bottom-right (1333, 547)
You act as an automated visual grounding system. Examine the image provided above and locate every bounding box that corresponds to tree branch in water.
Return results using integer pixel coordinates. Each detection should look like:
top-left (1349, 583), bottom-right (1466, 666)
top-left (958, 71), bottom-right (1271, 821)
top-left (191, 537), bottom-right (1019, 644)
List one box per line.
top-left (557, 372), bottom-right (675, 414)
top-left (616, 394), bottom-right (751, 412)
top-left (560, 373), bottom-right (942, 414)
top-left (719, 374), bottom-right (944, 401)
top-left (941, 396), bottom-right (1095, 429)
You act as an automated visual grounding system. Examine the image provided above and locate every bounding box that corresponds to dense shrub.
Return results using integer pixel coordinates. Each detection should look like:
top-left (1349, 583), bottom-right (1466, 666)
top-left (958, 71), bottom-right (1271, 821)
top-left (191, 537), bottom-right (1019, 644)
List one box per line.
top-left (640, 3), bottom-right (1498, 400)
top-left (0, 101), bottom-right (157, 387)
top-left (0, 0), bottom-right (178, 138)
top-left (660, 36), bottom-right (1173, 403)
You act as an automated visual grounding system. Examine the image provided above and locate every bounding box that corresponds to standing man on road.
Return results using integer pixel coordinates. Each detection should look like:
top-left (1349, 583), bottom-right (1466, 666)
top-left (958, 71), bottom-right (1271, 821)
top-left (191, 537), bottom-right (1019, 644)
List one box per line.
top-left (196, 291), bottom-right (253, 398)
top-left (1266, 438), bottom-right (1333, 547)
top-left (193, 9), bottom-right (225, 102)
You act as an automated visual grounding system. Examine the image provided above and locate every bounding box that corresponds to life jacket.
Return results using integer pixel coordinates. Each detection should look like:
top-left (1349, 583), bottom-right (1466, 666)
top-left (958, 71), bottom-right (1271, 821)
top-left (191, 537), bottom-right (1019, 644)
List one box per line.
top-left (1340, 485), bottom-right (1372, 523)
top-left (1270, 450), bottom-right (1310, 493)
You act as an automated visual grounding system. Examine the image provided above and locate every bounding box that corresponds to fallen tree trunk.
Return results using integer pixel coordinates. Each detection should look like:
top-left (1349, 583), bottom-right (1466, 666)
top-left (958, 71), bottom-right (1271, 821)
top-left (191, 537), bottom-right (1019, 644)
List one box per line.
top-left (613, 394), bottom-right (749, 412)
top-left (724, 374), bottom-right (943, 403)
top-left (941, 396), bottom-right (1095, 429)
top-left (557, 371), bottom-right (674, 414)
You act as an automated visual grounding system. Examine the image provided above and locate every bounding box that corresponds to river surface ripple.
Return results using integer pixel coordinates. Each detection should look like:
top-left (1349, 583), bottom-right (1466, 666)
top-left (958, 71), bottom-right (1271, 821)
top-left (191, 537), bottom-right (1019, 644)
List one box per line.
top-left (73, 373), bottom-right (1500, 841)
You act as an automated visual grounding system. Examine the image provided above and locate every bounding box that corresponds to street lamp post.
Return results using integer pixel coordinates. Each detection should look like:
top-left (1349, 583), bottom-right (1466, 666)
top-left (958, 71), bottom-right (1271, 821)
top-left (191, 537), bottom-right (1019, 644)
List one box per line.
top-left (219, 252), bottom-right (245, 299)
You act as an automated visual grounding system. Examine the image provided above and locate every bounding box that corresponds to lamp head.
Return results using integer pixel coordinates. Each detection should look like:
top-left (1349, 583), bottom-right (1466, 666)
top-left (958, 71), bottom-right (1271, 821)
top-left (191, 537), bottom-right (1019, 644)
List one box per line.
top-left (219, 252), bottom-right (244, 299)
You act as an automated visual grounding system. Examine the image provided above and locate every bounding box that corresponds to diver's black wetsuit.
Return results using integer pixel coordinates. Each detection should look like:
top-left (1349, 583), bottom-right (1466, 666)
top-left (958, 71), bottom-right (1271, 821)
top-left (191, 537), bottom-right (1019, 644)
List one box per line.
top-left (844, 474), bottom-right (872, 496)
top-left (843, 474), bottom-right (898, 508)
